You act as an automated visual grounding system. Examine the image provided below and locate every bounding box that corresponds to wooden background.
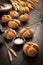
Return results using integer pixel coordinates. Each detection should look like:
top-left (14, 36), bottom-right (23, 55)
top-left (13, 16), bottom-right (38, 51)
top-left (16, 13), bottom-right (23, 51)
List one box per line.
top-left (0, 0), bottom-right (43, 65)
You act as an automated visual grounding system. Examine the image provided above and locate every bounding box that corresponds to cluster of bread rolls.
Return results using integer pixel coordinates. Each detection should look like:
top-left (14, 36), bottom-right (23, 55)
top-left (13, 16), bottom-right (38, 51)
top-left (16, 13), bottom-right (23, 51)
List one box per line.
top-left (1, 0), bottom-right (39, 24)
top-left (9, 0), bottom-right (39, 11)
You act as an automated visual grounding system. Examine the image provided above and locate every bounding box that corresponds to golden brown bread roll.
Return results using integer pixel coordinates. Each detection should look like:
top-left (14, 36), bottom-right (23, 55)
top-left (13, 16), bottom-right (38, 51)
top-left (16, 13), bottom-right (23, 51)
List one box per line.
top-left (9, 11), bottom-right (19, 18)
top-left (19, 13), bottom-right (30, 22)
top-left (19, 7), bottom-right (29, 14)
top-left (8, 19), bottom-right (20, 29)
top-left (23, 42), bottom-right (39, 57)
top-left (19, 27), bottom-right (33, 38)
top-left (3, 28), bottom-right (17, 40)
top-left (1, 15), bottom-right (12, 23)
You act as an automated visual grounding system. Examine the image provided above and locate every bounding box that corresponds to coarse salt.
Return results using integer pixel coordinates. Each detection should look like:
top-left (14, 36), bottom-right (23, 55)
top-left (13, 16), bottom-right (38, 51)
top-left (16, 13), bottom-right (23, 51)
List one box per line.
top-left (14, 38), bottom-right (24, 44)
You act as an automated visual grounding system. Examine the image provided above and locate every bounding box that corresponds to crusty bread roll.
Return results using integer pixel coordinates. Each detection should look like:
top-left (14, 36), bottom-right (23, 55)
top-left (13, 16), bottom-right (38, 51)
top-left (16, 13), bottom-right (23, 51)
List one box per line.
top-left (19, 13), bottom-right (30, 22)
top-left (1, 15), bottom-right (12, 23)
top-left (8, 19), bottom-right (20, 29)
top-left (23, 42), bottom-right (39, 57)
top-left (3, 28), bottom-right (17, 40)
top-left (19, 7), bottom-right (29, 14)
top-left (19, 27), bottom-right (33, 38)
top-left (9, 11), bottom-right (19, 18)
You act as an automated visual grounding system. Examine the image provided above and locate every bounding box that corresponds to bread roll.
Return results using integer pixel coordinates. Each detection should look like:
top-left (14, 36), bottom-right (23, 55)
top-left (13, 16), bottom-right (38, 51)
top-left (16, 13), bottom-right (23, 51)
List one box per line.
top-left (4, 28), bottom-right (17, 40)
top-left (19, 7), bottom-right (29, 14)
top-left (19, 13), bottom-right (30, 22)
top-left (9, 11), bottom-right (19, 18)
top-left (23, 42), bottom-right (39, 57)
top-left (1, 15), bottom-right (12, 23)
top-left (19, 27), bottom-right (33, 38)
top-left (8, 19), bottom-right (20, 29)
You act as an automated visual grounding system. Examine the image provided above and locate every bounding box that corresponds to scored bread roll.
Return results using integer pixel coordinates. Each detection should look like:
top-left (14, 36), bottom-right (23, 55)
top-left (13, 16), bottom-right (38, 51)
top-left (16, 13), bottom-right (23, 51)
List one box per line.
top-left (19, 7), bottom-right (29, 14)
top-left (19, 27), bottom-right (33, 38)
top-left (1, 15), bottom-right (12, 23)
top-left (19, 13), bottom-right (30, 22)
top-left (9, 11), bottom-right (19, 18)
top-left (3, 28), bottom-right (17, 40)
top-left (23, 42), bottom-right (39, 57)
top-left (8, 19), bottom-right (20, 29)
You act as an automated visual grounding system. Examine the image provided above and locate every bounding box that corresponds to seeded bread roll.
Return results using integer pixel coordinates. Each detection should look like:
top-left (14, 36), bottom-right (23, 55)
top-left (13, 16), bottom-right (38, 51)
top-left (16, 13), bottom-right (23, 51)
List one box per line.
top-left (19, 13), bottom-right (30, 22)
top-left (3, 28), bottom-right (17, 40)
top-left (23, 42), bottom-right (39, 57)
top-left (9, 11), bottom-right (19, 18)
top-left (1, 15), bottom-right (12, 23)
top-left (8, 19), bottom-right (20, 29)
top-left (19, 27), bottom-right (33, 38)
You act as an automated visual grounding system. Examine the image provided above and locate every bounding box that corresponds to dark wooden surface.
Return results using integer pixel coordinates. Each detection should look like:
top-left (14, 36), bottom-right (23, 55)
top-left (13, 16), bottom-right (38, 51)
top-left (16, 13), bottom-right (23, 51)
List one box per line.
top-left (0, 0), bottom-right (43, 65)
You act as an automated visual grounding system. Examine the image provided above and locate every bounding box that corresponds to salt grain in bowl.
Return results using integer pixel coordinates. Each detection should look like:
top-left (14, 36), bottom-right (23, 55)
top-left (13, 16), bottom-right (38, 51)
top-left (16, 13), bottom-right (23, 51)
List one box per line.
top-left (13, 36), bottom-right (25, 45)
top-left (14, 38), bottom-right (24, 44)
